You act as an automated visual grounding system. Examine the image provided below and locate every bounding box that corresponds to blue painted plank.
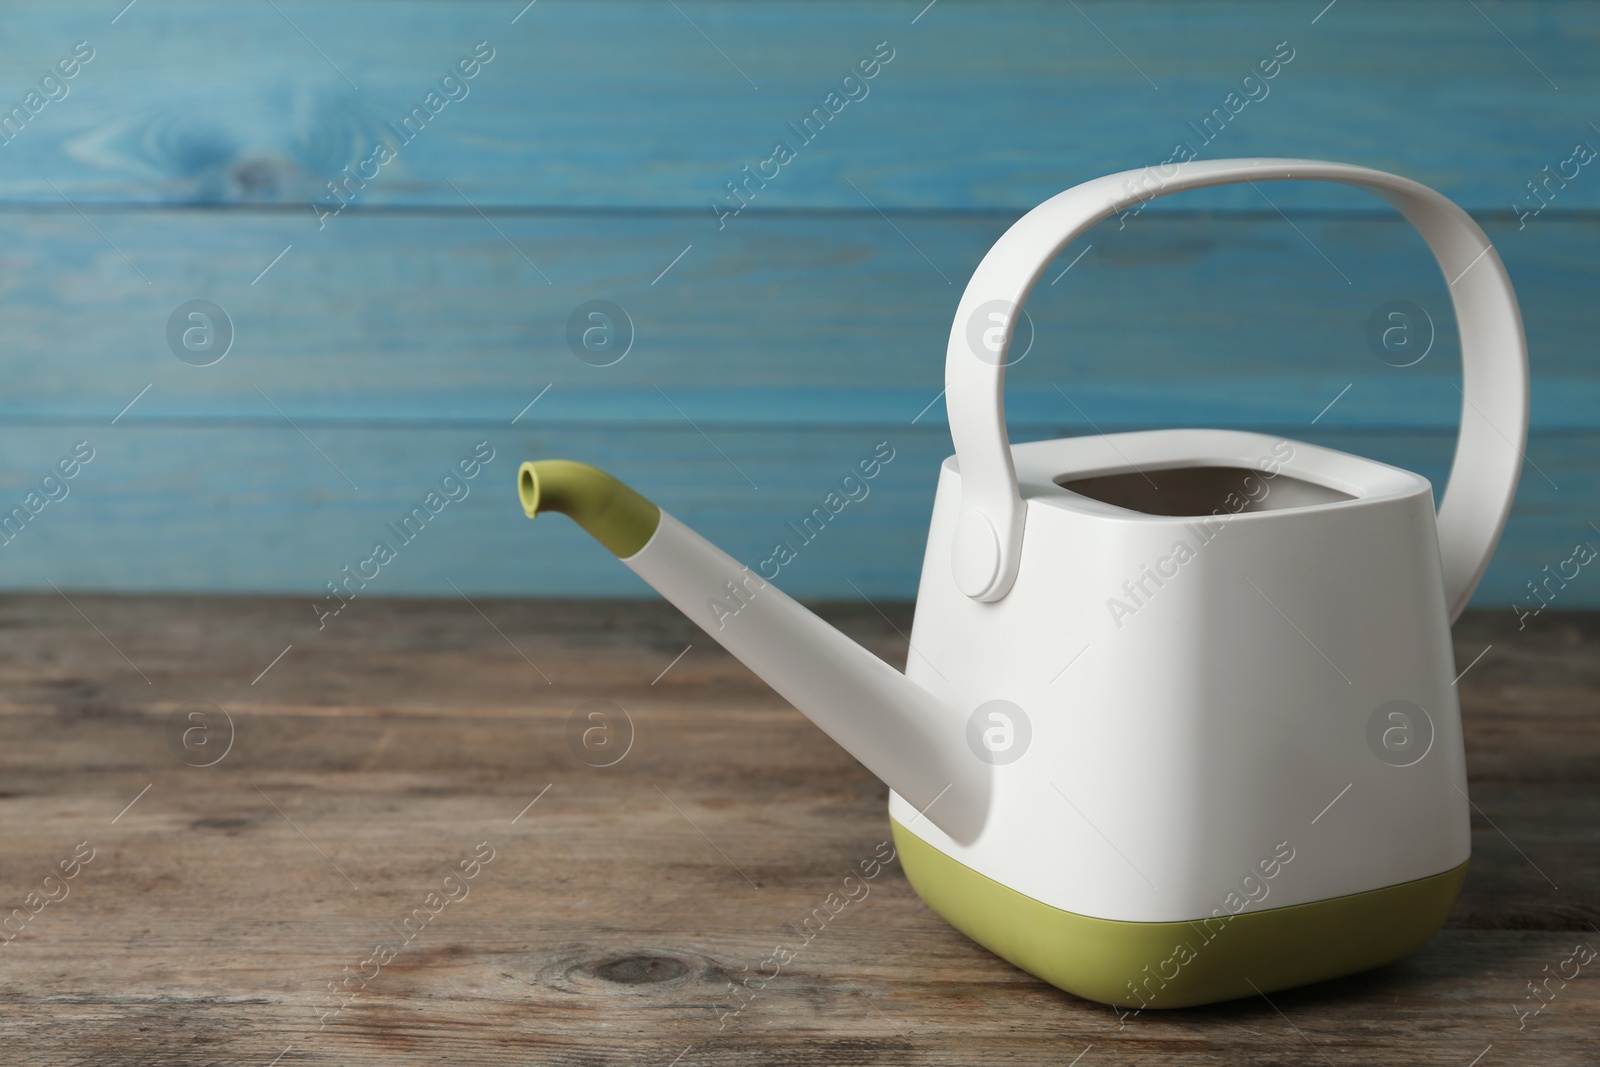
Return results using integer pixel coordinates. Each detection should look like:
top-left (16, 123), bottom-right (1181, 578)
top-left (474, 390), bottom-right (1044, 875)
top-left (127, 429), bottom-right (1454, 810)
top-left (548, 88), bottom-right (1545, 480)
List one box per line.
top-left (0, 0), bottom-right (1591, 611)
top-left (0, 211), bottom-right (1592, 429)
top-left (0, 1), bottom-right (1593, 211)
top-left (0, 423), bottom-right (1591, 609)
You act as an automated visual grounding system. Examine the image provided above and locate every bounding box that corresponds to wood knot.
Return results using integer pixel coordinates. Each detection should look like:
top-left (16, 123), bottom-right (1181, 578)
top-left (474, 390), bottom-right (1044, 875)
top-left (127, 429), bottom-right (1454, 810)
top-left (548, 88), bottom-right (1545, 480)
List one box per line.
top-left (592, 955), bottom-right (691, 985)
top-left (537, 947), bottom-right (717, 995)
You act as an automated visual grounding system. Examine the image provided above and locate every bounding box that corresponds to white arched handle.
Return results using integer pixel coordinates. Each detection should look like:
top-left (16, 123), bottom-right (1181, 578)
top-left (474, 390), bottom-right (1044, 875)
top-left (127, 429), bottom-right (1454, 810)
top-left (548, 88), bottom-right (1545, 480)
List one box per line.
top-left (946, 158), bottom-right (1527, 622)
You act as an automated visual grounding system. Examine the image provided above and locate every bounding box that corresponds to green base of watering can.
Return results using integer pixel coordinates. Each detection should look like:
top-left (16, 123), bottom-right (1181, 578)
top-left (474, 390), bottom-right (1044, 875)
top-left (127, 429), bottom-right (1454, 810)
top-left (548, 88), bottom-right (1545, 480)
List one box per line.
top-left (892, 818), bottom-right (1468, 1010)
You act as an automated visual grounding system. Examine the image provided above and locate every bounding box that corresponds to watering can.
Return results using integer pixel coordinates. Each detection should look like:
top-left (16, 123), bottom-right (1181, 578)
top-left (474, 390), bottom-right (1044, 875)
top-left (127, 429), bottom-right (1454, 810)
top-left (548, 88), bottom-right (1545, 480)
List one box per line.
top-left (517, 159), bottom-right (1527, 1008)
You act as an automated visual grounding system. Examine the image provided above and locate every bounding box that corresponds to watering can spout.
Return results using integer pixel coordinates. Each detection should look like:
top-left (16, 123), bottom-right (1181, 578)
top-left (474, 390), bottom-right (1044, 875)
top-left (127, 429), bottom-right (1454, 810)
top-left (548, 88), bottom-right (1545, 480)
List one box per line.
top-left (518, 460), bottom-right (990, 844)
top-left (518, 460), bottom-right (662, 556)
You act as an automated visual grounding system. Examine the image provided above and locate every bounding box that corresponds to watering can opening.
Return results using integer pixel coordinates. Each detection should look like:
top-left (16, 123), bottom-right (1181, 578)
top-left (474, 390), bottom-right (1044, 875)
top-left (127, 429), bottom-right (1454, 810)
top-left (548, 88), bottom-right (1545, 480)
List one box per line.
top-left (1056, 463), bottom-right (1356, 518)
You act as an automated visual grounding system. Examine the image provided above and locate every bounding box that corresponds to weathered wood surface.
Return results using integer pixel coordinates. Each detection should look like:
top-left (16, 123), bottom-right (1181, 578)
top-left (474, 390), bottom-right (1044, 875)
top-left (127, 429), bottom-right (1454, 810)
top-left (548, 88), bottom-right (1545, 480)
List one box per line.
top-left (1, 0), bottom-right (1596, 603)
top-left (3, 212), bottom-right (1597, 415)
top-left (0, 595), bottom-right (1594, 1064)
top-left (0, 1), bottom-right (1593, 212)
top-left (0, 208), bottom-right (1595, 601)
top-left (0, 424), bottom-right (1594, 605)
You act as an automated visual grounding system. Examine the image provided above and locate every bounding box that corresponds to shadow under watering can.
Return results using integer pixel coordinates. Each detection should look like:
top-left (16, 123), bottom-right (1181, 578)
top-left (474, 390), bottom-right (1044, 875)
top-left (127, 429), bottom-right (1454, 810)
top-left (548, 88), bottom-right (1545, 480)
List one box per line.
top-left (516, 159), bottom-right (1528, 1009)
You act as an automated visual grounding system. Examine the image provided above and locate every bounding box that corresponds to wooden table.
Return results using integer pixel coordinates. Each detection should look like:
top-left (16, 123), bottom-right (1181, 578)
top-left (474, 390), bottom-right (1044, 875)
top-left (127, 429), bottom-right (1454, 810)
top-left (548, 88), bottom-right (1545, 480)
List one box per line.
top-left (0, 595), bottom-right (1594, 1064)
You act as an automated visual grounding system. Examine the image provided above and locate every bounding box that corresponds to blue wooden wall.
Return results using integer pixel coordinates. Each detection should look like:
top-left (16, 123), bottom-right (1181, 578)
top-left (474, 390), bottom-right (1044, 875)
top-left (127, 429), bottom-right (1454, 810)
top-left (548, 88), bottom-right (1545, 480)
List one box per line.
top-left (0, 0), bottom-right (1595, 608)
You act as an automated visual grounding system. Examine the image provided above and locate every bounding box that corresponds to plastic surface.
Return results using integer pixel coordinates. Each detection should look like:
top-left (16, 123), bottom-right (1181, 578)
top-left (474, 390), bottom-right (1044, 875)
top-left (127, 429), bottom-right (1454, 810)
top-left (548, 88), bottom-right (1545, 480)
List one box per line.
top-left (623, 511), bottom-right (991, 844)
top-left (892, 816), bottom-right (1469, 1009)
top-left (518, 467), bottom-right (991, 845)
top-left (945, 158), bottom-right (1528, 620)
top-left (897, 428), bottom-right (1471, 920)
top-left (518, 460), bottom-right (661, 558)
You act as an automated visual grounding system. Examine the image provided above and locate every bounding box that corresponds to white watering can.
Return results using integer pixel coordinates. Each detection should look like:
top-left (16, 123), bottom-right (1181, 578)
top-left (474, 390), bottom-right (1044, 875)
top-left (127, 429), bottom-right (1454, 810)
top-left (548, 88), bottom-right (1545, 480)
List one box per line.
top-left (518, 159), bottom-right (1527, 1008)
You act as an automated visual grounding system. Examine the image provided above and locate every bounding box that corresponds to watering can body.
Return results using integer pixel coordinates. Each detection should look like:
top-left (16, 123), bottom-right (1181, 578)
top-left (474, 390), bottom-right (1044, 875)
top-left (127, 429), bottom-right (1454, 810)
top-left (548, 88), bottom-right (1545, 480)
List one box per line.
top-left (518, 158), bottom-right (1527, 1009)
top-left (892, 429), bottom-right (1471, 1008)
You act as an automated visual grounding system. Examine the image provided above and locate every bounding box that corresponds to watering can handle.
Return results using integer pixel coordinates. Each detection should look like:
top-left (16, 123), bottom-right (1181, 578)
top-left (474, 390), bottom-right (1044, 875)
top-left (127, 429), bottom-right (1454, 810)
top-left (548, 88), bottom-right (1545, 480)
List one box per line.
top-left (945, 158), bottom-right (1528, 622)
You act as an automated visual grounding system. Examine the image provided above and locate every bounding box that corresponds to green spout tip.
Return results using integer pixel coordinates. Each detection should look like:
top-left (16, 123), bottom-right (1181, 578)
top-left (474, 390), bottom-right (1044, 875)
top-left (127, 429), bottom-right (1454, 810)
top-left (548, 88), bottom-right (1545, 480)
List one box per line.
top-left (518, 460), bottom-right (661, 558)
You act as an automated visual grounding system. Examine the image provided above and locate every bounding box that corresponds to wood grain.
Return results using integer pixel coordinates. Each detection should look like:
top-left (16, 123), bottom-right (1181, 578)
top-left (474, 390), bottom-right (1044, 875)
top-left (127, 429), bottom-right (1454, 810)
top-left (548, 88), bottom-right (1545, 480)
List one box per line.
top-left (0, 2), bottom-right (1595, 604)
top-left (0, 595), bottom-right (1594, 1064)
top-left (0, 206), bottom-right (1594, 601)
top-left (0, 423), bottom-right (1593, 606)
top-left (0, 2), bottom-right (1594, 212)
top-left (1, 211), bottom-right (1597, 415)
